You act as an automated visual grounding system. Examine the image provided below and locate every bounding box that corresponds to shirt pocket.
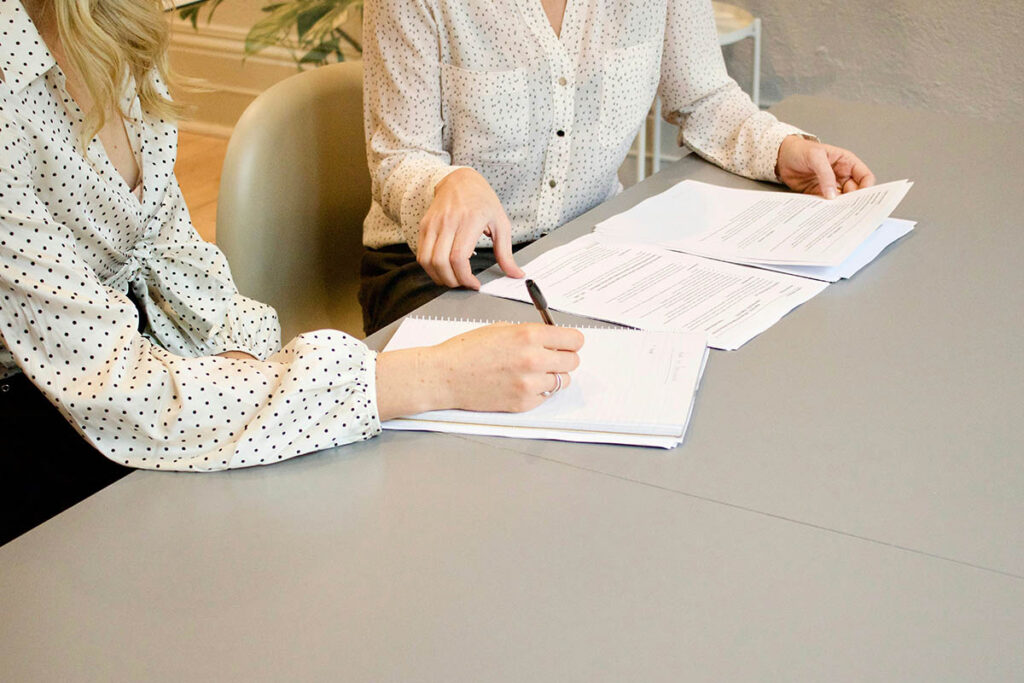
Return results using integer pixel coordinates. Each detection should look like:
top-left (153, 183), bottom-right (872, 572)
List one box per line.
top-left (441, 63), bottom-right (530, 164)
top-left (598, 40), bottom-right (662, 149)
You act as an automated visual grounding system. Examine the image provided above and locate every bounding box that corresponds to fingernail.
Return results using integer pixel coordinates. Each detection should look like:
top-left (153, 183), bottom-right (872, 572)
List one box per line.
top-left (825, 187), bottom-right (837, 199)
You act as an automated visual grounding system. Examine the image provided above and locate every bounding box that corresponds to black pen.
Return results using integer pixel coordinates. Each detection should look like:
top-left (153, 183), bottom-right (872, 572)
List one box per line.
top-left (525, 279), bottom-right (555, 326)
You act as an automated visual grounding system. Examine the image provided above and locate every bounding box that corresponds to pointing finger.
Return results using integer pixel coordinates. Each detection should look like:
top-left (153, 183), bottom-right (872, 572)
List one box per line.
top-left (492, 213), bottom-right (525, 279)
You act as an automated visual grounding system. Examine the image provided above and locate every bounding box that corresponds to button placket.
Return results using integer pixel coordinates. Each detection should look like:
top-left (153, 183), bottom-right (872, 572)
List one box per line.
top-left (514, 0), bottom-right (576, 234)
top-left (538, 57), bottom-right (574, 232)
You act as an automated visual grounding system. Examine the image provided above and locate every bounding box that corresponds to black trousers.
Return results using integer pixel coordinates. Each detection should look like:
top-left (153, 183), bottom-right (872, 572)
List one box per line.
top-left (0, 373), bottom-right (131, 546)
top-left (358, 241), bottom-right (534, 336)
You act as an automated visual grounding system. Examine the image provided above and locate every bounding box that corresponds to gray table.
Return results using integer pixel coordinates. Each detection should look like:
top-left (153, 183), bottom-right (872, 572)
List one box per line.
top-left (2, 97), bottom-right (1021, 681)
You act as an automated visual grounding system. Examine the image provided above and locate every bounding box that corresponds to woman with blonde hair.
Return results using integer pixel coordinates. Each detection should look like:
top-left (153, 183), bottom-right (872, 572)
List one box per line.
top-left (0, 0), bottom-right (582, 545)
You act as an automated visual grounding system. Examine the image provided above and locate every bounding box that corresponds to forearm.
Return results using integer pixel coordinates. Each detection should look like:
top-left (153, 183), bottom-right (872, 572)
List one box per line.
top-left (374, 323), bottom-right (586, 421)
top-left (364, 0), bottom-right (458, 244)
top-left (85, 335), bottom-right (379, 470)
top-left (659, 0), bottom-right (811, 181)
top-left (374, 157), bottom-right (464, 248)
top-left (374, 347), bottom-right (453, 422)
top-left (670, 83), bottom-right (811, 182)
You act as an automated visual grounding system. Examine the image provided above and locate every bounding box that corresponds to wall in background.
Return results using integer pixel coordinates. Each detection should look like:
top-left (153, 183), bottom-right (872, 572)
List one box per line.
top-left (171, 1), bottom-right (1024, 137)
top-left (169, 4), bottom-right (360, 136)
top-left (722, 0), bottom-right (1024, 124)
top-left (169, 6), bottom-right (295, 137)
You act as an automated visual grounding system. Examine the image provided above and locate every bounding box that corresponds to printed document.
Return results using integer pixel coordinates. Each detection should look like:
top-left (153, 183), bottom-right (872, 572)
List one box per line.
top-left (594, 179), bottom-right (912, 267)
top-left (747, 218), bottom-right (916, 282)
top-left (480, 235), bottom-right (827, 350)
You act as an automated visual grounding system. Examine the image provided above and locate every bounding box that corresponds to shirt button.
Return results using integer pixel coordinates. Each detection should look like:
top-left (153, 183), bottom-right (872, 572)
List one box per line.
top-left (548, 179), bottom-right (558, 188)
top-left (558, 77), bottom-right (568, 86)
top-left (556, 129), bottom-right (565, 137)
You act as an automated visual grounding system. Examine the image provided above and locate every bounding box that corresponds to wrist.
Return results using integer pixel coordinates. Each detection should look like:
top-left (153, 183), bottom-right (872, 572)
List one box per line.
top-left (775, 134), bottom-right (799, 182)
top-left (434, 167), bottom-right (477, 195)
top-left (413, 344), bottom-right (457, 412)
top-left (375, 346), bottom-right (455, 421)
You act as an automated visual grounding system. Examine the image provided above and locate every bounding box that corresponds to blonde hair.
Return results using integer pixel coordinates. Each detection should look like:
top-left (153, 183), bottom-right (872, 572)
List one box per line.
top-left (54, 0), bottom-right (184, 143)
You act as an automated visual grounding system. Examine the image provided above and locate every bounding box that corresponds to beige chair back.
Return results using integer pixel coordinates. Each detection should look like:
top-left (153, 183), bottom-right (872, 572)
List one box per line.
top-left (217, 60), bottom-right (368, 340)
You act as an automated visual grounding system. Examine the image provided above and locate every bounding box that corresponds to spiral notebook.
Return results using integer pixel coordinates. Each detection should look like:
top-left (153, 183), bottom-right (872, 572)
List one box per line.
top-left (381, 318), bottom-right (709, 448)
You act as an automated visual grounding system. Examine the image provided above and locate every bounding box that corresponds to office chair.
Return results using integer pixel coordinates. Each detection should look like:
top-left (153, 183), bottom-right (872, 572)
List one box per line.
top-left (217, 60), bottom-right (369, 340)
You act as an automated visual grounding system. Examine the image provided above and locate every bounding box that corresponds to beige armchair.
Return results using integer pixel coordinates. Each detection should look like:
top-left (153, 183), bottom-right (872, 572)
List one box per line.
top-left (216, 60), bottom-right (368, 340)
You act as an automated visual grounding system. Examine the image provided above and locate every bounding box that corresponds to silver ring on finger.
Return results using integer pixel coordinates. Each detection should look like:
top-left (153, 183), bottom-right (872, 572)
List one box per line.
top-left (540, 372), bottom-right (563, 398)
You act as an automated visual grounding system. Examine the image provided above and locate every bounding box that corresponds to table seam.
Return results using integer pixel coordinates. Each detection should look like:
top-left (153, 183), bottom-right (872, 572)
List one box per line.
top-left (449, 433), bottom-right (1024, 581)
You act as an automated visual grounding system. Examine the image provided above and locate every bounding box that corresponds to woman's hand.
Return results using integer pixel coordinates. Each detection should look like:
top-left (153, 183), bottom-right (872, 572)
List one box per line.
top-left (418, 168), bottom-right (526, 289)
top-left (375, 323), bottom-right (584, 421)
top-left (776, 136), bottom-right (876, 199)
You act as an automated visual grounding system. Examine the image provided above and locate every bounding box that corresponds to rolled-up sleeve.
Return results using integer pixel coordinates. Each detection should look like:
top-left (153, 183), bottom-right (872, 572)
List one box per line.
top-left (659, 0), bottom-right (814, 182)
top-left (363, 0), bottom-right (465, 247)
top-left (0, 122), bottom-right (381, 471)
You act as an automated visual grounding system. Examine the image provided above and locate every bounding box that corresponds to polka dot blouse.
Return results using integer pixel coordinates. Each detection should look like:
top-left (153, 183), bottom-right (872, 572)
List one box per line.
top-left (362, 0), bottom-right (812, 252)
top-left (0, 1), bottom-right (380, 472)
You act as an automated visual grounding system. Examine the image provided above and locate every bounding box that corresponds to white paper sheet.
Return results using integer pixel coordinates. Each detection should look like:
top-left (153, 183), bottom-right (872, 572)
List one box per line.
top-left (382, 318), bottom-right (709, 448)
top-left (739, 218), bottom-right (916, 281)
top-left (594, 179), bottom-right (913, 267)
top-left (480, 235), bottom-right (828, 350)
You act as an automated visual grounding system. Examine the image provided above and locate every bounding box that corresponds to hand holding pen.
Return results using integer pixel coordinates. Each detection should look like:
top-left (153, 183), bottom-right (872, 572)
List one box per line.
top-left (524, 279), bottom-right (580, 397)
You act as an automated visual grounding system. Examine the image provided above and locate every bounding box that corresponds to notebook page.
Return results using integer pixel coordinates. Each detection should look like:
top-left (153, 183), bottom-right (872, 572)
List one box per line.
top-left (382, 318), bottom-right (707, 439)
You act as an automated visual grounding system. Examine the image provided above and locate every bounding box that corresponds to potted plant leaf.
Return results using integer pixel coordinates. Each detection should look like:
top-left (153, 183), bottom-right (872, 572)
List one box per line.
top-left (180, 0), bottom-right (363, 67)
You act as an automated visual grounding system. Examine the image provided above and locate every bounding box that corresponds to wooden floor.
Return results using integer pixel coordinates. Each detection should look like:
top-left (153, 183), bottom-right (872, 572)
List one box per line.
top-left (175, 131), bottom-right (229, 243)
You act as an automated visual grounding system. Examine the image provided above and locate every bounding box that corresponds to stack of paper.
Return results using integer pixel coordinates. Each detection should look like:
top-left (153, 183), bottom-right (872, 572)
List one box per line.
top-left (594, 179), bottom-right (914, 281)
top-left (382, 318), bottom-right (709, 448)
top-left (743, 217), bottom-right (916, 282)
top-left (482, 180), bottom-right (914, 348)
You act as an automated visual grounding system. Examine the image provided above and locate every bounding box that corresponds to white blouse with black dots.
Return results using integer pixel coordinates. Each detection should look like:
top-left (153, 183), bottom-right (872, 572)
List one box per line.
top-left (362, 0), bottom-right (813, 252)
top-left (0, 1), bottom-right (380, 471)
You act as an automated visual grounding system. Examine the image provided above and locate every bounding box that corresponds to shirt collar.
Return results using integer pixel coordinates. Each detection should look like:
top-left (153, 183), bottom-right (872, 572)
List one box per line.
top-left (0, 1), bottom-right (57, 94)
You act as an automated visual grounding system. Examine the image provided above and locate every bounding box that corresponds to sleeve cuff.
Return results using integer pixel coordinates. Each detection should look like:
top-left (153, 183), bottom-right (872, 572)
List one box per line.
top-left (208, 294), bottom-right (282, 361)
top-left (759, 124), bottom-right (819, 183)
top-left (366, 349), bottom-right (384, 427)
top-left (399, 164), bottom-right (470, 251)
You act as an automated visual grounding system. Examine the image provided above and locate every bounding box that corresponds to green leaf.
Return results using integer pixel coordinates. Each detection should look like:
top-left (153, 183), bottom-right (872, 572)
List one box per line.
top-left (299, 36), bottom-right (340, 65)
top-left (298, 48), bottom-right (326, 65)
top-left (245, 4), bottom-right (301, 54)
top-left (296, 5), bottom-right (333, 40)
top-left (336, 27), bottom-right (362, 54)
top-left (178, 0), bottom-right (230, 29)
top-left (178, 6), bottom-right (201, 29)
top-left (240, 0), bottom-right (365, 58)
